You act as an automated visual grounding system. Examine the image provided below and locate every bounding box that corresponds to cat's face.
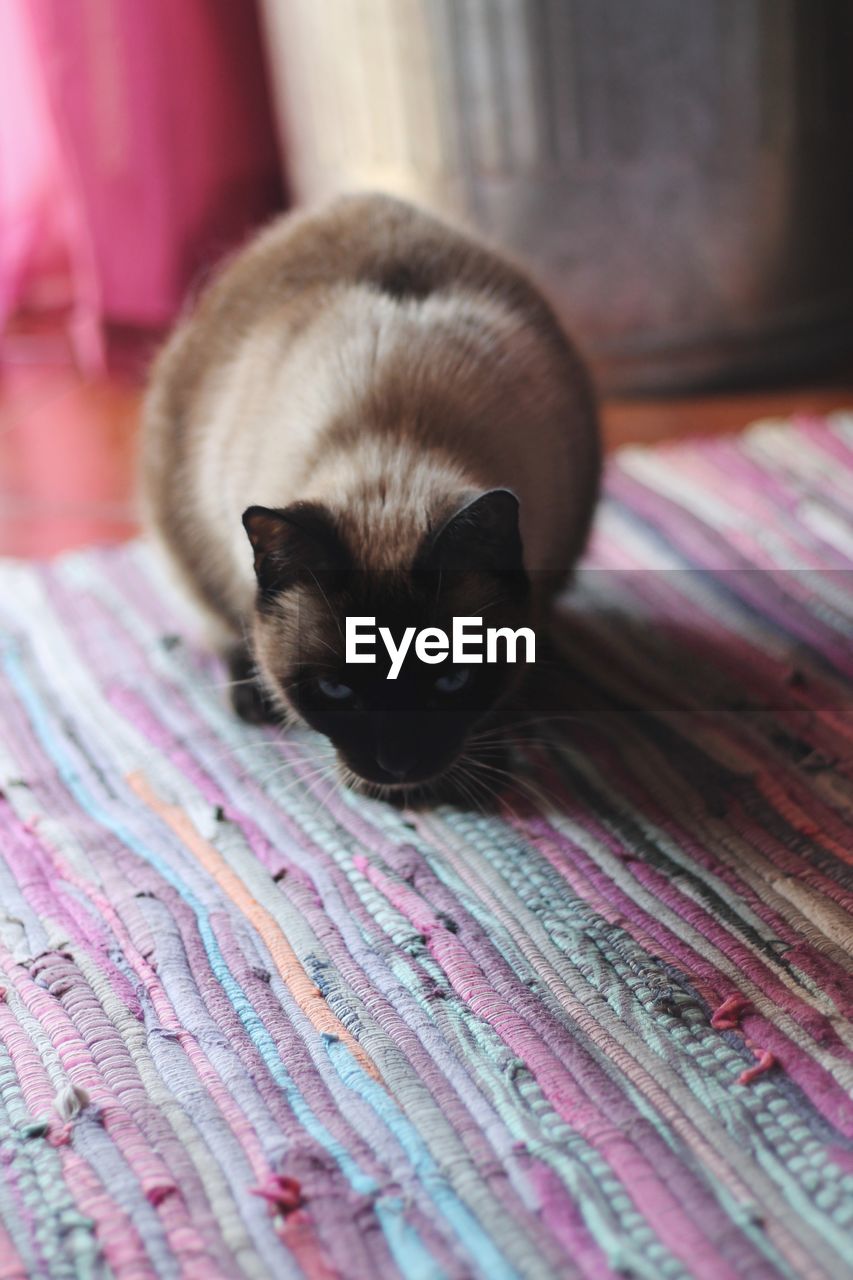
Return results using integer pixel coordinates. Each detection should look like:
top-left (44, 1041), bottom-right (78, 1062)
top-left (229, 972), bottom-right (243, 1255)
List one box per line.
top-left (243, 491), bottom-right (530, 794)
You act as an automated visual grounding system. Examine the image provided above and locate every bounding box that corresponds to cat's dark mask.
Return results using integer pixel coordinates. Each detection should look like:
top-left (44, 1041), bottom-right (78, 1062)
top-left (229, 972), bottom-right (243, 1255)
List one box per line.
top-left (242, 490), bottom-right (530, 793)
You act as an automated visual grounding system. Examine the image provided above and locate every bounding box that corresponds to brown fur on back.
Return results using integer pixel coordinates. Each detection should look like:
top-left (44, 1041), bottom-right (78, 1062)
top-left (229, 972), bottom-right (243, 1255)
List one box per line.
top-left (141, 192), bottom-right (600, 641)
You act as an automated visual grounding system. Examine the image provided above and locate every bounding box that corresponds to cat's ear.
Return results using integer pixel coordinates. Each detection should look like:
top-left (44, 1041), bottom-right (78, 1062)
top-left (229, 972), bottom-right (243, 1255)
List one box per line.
top-left (242, 503), bottom-right (349, 597)
top-left (422, 488), bottom-right (526, 578)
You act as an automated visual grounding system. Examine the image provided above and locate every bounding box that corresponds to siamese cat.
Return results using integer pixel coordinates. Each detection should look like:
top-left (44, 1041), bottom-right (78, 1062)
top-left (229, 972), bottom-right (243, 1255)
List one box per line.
top-left (141, 193), bottom-right (600, 797)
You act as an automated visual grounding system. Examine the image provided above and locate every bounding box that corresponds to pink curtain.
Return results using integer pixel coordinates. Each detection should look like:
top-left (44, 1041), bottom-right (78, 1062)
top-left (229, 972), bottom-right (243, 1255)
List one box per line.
top-left (1, 0), bottom-right (282, 369)
top-left (0, 2), bottom-right (72, 330)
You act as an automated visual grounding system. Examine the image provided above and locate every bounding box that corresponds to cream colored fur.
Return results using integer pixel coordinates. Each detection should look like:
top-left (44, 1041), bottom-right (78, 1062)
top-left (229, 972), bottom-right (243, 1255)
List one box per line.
top-left (141, 193), bottom-right (600, 641)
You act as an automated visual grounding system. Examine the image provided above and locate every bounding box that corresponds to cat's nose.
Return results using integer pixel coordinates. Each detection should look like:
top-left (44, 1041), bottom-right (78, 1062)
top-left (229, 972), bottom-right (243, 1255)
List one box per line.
top-left (375, 748), bottom-right (416, 780)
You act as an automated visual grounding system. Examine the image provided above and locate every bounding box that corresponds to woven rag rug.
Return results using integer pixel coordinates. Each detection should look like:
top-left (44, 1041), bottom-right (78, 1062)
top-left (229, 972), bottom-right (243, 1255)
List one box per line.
top-left (1, 414), bottom-right (852, 1280)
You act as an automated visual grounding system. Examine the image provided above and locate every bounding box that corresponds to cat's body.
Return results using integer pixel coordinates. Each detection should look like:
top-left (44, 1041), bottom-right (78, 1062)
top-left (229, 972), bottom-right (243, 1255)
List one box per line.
top-left (141, 193), bottom-right (600, 794)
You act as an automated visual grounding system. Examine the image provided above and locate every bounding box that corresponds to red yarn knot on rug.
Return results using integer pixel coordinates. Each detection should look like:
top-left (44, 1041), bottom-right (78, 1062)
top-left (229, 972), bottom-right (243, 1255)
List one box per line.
top-left (251, 1174), bottom-right (304, 1215)
top-left (711, 993), bottom-right (751, 1030)
top-left (738, 1049), bottom-right (777, 1086)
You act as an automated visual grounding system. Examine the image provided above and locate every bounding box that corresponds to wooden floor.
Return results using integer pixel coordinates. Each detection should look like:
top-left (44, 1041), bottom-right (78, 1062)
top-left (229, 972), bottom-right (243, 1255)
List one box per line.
top-left (1, 326), bottom-right (851, 557)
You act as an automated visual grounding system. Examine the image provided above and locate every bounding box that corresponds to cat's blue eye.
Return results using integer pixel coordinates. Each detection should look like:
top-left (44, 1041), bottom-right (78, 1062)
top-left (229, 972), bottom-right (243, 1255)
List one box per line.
top-left (317, 676), bottom-right (355, 701)
top-left (434, 667), bottom-right (470, 694)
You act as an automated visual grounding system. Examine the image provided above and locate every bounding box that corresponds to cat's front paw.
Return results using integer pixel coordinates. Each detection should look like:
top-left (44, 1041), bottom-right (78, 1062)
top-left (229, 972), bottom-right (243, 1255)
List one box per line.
top-left (231, 679), bottom-right (280, 725)
top-left (226, 644), bottom-right (281, 725)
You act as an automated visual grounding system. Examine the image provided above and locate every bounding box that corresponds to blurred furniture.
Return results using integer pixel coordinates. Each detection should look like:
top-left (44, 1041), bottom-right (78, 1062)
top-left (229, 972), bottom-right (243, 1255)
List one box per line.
top-left (260, 0), bottom-right (853, 394)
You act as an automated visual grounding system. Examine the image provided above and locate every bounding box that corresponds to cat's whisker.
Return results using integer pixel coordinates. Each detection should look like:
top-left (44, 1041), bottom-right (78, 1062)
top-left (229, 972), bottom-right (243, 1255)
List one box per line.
top-left (473, 737), bottom-right (557, 754)
top-left (295, 635), bottom-right (340, 660)
top-left (255, 746), bottom-right (334, 781)
top-left (263, 759), bottom-right (342, 808)
top-left (446, 761), bottom-right (489, 815)
top-left (264, 758), bottom-right (344, 822)
top-left (338, 764), bottom-right (362, 795)
top-left (254, 748), bottom-right (338, 792)
top-left (464, 752), bottom-right (561, 814)
top-left (202, 675), bottom-right (259, 692)
top-left (454, 757), bottom-right (507, 814)
top-left (466, 715), bottom-right (605, 752)
top-left (306, 569), bottom-right (344, 643)
top-left (182, 736), bottom-right (291, 775)
top-left (472, 711), bottom-right (603, 735)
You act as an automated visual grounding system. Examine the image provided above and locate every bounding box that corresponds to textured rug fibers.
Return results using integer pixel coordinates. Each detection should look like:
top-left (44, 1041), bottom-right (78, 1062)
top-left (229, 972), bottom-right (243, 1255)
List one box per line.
top-left (0, 415), bottom-right (852, 1279)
